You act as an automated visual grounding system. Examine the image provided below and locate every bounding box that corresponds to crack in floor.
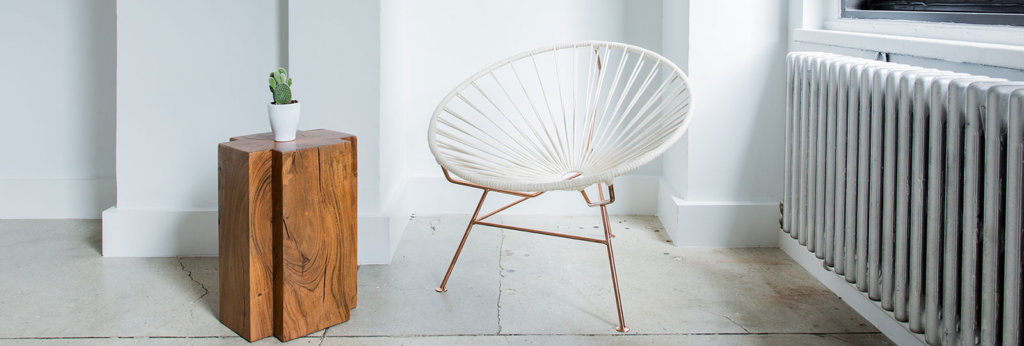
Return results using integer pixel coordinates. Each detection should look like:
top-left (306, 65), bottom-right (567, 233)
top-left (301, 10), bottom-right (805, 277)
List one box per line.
top-left (318, 328), bottom-right (329, 345)
top-left (497, 230), bottom-right (507, 335)
top-left (429, 218), bottom-right (441, 236)
top-left (177, 257), bottom-right (209, 302)
top-left (717, 313), bottom-right (751, 333)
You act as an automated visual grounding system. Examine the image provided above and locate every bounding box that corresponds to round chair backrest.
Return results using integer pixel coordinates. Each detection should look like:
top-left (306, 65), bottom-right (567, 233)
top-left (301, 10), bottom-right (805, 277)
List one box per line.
top-left (428, 41), bottom-right (693, 192)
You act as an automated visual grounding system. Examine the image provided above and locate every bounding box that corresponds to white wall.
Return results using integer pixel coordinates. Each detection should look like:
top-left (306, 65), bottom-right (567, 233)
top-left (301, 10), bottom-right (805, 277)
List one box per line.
top-left (101, 0), bottom-right (671, 260)
top-left (379, 0), bottom-right (409, 218)
top-left (114, 0), bottom-right (283, 210)
top-left (288, 0), bottom-right (392, 263)
top-left (381, 0), bottom-right (667, 220)
top-left (289, 0), bottom-right (380, 215)
top-left (624, 0), bottom-right (665, 176)
top-left (382, 0), bottom-right (668, 180)
top-left (103, 0), bottom-right (284, 256)
top-left (9, 1), bottom-right (782, 258)
top-left (95, 0), bottom-right (783, 258)
top-left (105, 0), bottom-right (396, 264)
top-left (658, 0), bottom-right (789, 247)
top-left (0, 0), bottom-right (116, 219)
top-left (684, 1), bottom-right (789, 202)
top-left (659, 0), bottom-right (690, 198)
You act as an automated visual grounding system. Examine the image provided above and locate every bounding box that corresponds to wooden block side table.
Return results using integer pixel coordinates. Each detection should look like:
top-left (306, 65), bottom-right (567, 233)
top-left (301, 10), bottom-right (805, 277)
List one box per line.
top-left (218, 129), bottom-right (357, 342)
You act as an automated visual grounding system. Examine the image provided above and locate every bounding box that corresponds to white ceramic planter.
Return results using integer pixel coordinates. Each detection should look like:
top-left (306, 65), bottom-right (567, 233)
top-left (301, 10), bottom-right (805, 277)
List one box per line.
top-left (268, 101), bottom-right (300, 142)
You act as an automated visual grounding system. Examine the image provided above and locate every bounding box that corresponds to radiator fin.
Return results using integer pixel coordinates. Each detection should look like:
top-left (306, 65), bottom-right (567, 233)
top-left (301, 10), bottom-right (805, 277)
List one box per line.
top-left (785, 52), bottom-right (1024, 346)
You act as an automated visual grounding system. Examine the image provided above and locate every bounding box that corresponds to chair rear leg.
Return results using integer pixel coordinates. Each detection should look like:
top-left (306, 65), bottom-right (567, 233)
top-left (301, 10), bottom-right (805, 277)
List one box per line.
top-left (600, 204), bottom-right (629, 332)
top-left (436, 189), bottom-right (490, 292)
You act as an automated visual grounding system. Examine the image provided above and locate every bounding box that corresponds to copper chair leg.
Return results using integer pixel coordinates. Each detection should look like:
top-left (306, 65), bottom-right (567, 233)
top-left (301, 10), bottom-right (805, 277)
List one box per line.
top-left (435, 180), bottom-right (629, 332)
top-left (600, 204), bottom-right (629, 332)
top-left (436, 190), bottom-right (490, 293)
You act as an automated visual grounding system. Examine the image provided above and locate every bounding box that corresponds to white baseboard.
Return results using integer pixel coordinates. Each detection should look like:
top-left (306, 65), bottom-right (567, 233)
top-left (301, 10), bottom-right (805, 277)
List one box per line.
top-left (401, 175), bottom-right (659, 216)
top-left (0, 178), bottom-right (115, 219)
top-left (101, 208), bottom-right (217, 257)
top-left (357, 215), bottom-right (396, 265)
top-left (779, 231), bottom-right (926, 346)
top-left (101, 207), bottom-right (395, 264)
top-left (382, 179), bottom-right (413, 262)
top-left (657, 180), bottom-right (684, 243)
top-left (656, 179), bottom-right (779, 247)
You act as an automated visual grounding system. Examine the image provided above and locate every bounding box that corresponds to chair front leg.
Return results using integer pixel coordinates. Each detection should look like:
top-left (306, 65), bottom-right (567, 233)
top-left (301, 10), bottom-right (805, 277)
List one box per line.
top-left (600, 203), bottom-right (629, 332)
top-left (436, 189), bottom-right (490, 292)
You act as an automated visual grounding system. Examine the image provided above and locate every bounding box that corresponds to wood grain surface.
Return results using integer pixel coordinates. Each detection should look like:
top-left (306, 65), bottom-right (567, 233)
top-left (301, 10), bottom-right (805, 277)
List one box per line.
top-left (272, 135), bottom-right (357, 341)
top-left (218, 130), bottom-right (357, 342)
top-left (218, 141), bottom-right (275, 341)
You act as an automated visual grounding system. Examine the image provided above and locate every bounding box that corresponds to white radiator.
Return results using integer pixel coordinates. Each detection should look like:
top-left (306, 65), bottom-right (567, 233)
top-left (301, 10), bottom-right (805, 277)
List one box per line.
top-left (784, 52), bottom-right (1024, 345)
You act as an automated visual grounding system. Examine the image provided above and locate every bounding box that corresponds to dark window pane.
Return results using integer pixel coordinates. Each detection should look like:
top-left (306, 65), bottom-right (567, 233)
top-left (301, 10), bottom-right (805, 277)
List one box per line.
top-left (843, 0), bottom-right (1024, 25)
top-left (863, 0), bottom-right (1024, 14)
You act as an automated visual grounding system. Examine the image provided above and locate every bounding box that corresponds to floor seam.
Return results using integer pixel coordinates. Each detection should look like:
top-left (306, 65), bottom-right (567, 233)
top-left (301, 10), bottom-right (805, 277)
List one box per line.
top-left (0, 332), bottom-right (886, 340)
top-left (177, 257), bottom-right (209, 302)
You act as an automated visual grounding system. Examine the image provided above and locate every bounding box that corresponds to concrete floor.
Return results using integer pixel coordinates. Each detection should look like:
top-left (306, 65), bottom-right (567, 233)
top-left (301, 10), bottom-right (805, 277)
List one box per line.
top-left (0, 216), bottom-right (890, 345)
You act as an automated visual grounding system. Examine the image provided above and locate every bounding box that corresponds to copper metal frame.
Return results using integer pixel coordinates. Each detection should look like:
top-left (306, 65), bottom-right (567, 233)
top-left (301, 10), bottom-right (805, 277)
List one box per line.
top-left (434, 168), bottom-right (629, 332)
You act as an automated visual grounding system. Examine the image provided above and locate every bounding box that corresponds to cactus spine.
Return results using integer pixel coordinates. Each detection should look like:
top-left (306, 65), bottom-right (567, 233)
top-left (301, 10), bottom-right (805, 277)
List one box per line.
top-left (269, 68), bottom-right (293, 105)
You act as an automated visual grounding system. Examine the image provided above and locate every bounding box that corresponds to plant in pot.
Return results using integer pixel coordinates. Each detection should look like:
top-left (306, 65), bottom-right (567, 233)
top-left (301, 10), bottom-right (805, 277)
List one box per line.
top-left (268, 68), bottom-right (299, 142)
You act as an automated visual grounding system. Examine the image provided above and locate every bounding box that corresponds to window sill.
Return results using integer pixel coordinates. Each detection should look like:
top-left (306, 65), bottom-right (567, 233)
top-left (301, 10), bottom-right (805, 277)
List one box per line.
top-left (792, 28), bottom-right (1024, 69)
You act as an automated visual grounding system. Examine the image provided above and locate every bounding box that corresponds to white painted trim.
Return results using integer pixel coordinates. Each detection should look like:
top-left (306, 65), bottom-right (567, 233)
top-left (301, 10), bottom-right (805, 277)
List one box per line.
top-left (101, 208), bottom-right (218, 257)
top-left (799, 1), bottom-right (1024, 47)
top-left (656, 180), bottom-right (779, 247)
top-left (814, 0), bottom-right (1024, 47)
top-left (381, 177), bottom-right (412, 263)
top-left (825, 18), bottom-right (1024, 47)
top-left (656, 179), bottom-right (682, 244)
top-left (100, 207), bottom-right (395, 264)
top-left (793, 29), bottom-right (1024, 69)
top-left (0, 178), bottom-right (115, 219)
top-left (402, 175), bottom-right (659, 216)
top-left (779, 230), bottom-right (926, 346)
top-left (357, 215), bottom-right (396, 265)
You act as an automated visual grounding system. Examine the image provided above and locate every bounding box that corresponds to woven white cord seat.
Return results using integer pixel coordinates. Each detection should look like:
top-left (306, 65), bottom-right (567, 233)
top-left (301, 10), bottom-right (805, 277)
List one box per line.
top-left (428, 41), bottom-right (693, 192)
top-left (428, 41), bottom-right (693, 333)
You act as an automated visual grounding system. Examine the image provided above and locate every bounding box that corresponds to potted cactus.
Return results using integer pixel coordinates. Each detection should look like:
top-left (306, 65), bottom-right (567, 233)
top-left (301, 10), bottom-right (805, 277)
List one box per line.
top-left (267, 68), bottom-right (300, 141)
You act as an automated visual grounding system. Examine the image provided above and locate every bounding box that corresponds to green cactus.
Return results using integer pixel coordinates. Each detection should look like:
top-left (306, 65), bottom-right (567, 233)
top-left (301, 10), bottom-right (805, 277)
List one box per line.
top-left (268, 68), bottom-right (294, 104)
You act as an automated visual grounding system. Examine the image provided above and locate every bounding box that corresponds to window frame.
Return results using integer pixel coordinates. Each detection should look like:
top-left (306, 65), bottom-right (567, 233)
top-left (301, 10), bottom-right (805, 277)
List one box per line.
top-left (789, 1), bottom-right (1024, 71)
top-left (841, 0), bottom-right (1024, 26)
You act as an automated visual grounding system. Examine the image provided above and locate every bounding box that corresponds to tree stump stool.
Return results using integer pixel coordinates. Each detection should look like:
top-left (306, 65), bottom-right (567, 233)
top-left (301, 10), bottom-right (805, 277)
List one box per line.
top-left (218, 129), bottom-right (357, 342)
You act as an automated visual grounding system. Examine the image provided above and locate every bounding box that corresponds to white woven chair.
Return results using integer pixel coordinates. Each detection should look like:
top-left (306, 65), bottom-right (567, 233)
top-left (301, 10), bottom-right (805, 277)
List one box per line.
top-left (428, 41), bottom-right (693, 332)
